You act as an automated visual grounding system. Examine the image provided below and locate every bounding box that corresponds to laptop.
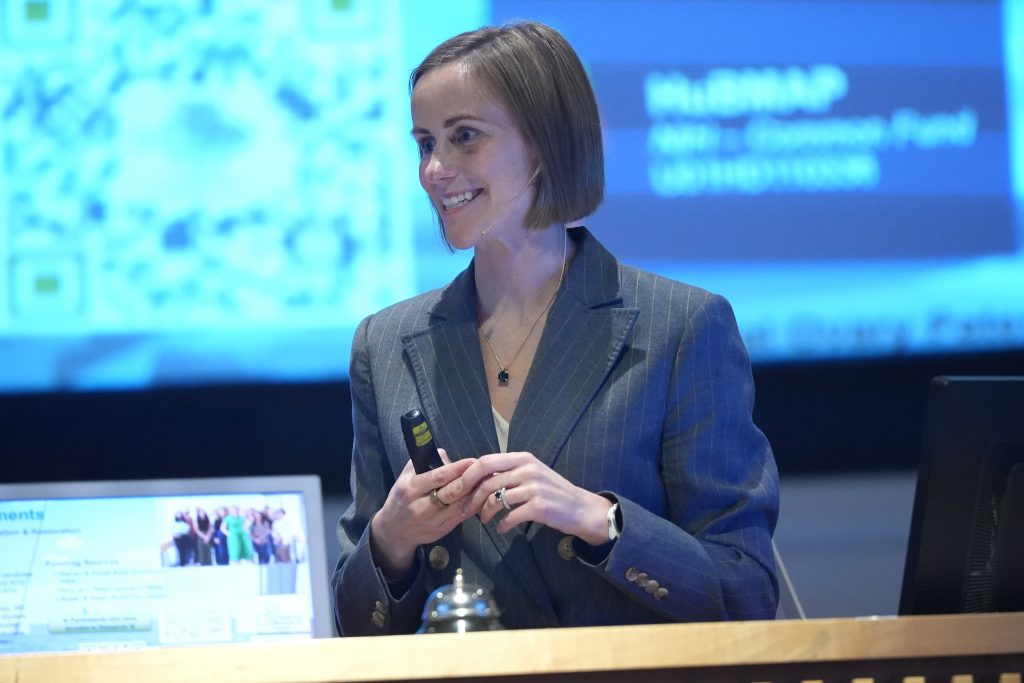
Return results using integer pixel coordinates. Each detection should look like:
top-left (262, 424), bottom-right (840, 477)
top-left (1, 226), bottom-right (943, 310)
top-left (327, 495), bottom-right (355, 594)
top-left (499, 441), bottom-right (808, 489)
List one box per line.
top-left (0, 475), bottom-right (332, 655)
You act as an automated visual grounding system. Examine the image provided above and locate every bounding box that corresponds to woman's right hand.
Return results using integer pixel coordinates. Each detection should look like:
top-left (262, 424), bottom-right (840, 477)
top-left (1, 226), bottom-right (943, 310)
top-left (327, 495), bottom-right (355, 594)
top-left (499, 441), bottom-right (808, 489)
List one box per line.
top-left (369, 449), bottom-right (475, 578)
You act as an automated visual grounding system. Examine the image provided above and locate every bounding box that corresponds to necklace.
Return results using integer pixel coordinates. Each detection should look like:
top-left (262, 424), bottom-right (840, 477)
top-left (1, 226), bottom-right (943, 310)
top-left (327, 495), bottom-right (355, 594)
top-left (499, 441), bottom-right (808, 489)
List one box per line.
top-left (481, 229), bottom-right (568, 386)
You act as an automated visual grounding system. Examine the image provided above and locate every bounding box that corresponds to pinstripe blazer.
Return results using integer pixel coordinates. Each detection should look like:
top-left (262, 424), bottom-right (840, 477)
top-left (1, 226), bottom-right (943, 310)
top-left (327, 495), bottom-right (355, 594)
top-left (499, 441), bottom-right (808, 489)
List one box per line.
top-left (332, 227), bottom-right (779, 636)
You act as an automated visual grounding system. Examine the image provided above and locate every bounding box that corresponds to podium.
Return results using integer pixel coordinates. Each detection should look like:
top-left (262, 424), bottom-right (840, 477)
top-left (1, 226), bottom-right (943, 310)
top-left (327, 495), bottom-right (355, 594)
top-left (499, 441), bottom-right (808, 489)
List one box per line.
top-left (2, 613), bottom-right (1022, 683)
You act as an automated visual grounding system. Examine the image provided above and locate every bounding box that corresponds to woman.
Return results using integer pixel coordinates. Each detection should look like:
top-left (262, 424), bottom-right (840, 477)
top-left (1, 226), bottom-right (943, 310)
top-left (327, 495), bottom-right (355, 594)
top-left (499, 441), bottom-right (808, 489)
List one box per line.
top-left (225, 505), bottom-right (253, 564)
top-left (170, 512), bottom-right (192, 567)
top-left (332, 21), bottom-right (779, 636)
top-left (195, 507), bottom-right (214, 566)
top-left (250, 509), bottom-right (274, 564)
top-left (212, 506), bottom-right (230, 566)
top-left (272, 508), bottom-right (295, 563)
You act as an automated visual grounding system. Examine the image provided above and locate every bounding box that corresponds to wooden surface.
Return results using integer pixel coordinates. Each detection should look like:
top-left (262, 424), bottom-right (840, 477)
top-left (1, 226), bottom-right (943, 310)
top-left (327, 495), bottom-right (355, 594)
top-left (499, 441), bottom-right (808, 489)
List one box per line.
top-left (2, 613), bottom-right (1023, 683)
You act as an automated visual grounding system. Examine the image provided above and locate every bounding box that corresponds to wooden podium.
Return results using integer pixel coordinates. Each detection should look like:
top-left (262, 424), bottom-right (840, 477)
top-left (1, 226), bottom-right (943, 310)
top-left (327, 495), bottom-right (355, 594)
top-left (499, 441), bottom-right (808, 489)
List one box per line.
top-left (2, 613), bottom-right (1022, 683)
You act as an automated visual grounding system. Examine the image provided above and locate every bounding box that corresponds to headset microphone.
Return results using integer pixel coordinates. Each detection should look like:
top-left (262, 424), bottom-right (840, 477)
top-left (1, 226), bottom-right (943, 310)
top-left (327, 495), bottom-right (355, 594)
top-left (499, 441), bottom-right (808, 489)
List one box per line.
top-left (478, 166), bottom-right (541, 238)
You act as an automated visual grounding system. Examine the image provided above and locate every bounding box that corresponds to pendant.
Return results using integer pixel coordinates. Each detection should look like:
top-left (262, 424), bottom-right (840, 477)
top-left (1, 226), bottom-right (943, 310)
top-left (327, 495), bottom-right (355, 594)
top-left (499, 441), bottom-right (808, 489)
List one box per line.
top-left (497, 369), bottom-right (509, 385)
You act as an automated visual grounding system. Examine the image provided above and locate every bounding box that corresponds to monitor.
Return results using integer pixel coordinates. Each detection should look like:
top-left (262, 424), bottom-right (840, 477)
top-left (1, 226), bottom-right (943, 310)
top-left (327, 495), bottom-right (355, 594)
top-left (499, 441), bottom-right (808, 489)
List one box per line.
top-left (899, 376), bottom-right (1024, 615)
top-left (0, 475), bottom-right (332, 655)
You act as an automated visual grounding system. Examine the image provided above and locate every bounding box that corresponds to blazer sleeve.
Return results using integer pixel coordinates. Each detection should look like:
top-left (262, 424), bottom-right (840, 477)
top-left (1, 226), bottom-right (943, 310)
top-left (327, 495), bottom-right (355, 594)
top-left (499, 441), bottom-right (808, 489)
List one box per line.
top-left (331, 315), bottom-right (431, 636)
top-left (586, 292), bottom-right (780, 621)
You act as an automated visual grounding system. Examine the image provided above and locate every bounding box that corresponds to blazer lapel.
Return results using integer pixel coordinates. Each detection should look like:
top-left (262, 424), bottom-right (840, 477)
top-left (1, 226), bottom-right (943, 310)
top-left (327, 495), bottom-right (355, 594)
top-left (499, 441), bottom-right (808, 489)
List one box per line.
top-left (400, 262), bottom-right (558, 623)
top-left (509, 228), bottom-right (639, 471)
top-left (401, 265), bottom-right (497, 463)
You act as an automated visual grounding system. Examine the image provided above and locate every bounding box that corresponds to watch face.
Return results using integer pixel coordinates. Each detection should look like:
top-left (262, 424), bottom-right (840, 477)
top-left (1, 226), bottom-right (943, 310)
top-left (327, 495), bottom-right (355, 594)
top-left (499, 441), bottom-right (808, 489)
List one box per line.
top-left (607, 502), bottom-right (621, 541)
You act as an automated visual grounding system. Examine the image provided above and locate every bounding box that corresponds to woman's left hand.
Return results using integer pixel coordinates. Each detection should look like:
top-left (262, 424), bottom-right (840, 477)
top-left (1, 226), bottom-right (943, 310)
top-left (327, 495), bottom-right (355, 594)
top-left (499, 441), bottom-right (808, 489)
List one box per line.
top-left (448, 452), bottom-right (612, 546)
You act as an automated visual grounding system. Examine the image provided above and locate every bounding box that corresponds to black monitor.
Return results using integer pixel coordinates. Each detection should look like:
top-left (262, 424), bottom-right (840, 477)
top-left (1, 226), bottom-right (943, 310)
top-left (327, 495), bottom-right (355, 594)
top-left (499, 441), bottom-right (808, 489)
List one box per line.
top-left (899, 376), bottom-right (1024, 615)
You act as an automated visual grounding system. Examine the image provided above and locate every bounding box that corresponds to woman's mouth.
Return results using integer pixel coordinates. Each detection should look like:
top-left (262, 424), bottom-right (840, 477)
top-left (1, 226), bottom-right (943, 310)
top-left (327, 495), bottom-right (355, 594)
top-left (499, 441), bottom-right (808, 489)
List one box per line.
top-left (441, 189), bottom-right (483, 211)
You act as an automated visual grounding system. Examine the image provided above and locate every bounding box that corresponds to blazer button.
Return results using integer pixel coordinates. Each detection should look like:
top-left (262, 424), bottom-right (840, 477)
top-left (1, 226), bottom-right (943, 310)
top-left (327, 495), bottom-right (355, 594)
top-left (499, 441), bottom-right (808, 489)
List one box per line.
top-left (625, 567), bottom-right (640, 582)
top-left (644, 579), bottom-right (660, 595)
top-left (654, 587), bottom-right (669, 601)
top-left (635, 572), bottom-right (649, 585)
top-left (428, 545), bottom-right (450, 570)
top-left (371, 601), bottom-right (387, 628)
top-left (557, 535), bottom-right (576, 560)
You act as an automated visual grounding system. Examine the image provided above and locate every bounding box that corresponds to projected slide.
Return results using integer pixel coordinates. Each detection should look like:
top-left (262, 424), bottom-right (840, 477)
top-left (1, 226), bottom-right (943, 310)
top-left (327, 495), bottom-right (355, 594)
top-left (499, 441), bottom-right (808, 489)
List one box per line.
top-left (0, 0), bottom-right (1021, 391)
top-left (556, 2), bottom-right (1013, 261)
top-left (513, 0), bottom-right (1024, 360)
top-left (0, 0), bottom-right (435, 389)
top-left (0, 493), bottom-right (314, 654)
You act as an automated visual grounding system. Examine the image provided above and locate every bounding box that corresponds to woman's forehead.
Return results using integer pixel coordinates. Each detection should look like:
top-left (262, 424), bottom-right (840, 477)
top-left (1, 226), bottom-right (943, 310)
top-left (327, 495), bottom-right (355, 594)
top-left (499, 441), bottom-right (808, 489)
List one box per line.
top-left (412, 67), bottom-right (512, 129)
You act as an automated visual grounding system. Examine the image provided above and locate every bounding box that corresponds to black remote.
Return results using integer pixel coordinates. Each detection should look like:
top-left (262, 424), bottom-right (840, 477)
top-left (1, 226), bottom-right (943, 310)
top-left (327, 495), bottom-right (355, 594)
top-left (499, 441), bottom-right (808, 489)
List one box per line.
top-left (401, 408), bottom-right (445, 474)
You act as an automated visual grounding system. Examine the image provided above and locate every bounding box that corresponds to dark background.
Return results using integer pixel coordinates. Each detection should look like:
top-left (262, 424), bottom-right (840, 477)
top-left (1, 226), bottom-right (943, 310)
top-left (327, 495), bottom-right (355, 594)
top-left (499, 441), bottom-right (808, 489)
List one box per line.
top-left (4, 349), bottom-right (1021, 494)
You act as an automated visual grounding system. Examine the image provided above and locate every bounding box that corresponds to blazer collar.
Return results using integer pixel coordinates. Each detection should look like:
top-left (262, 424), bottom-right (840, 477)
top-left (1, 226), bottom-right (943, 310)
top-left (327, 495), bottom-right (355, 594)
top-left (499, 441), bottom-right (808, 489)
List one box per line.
top-left (403, 226), bottom-right (639, 478)
top-left (409, 226), bottom-right (634, 462)
top-left (428, 227), bottom-right (623, 322)
top-left (506, 228), bottom-right (639, 469)
top-left (562, 226), bottom-right (624, 310)
top-left (400, 228), bottom-right (637, 621)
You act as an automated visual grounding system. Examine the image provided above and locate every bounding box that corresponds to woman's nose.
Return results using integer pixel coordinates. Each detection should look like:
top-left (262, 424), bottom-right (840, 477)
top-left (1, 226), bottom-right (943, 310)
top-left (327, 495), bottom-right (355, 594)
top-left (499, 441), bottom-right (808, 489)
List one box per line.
top-left (423, 150), bottom-right (456, 183)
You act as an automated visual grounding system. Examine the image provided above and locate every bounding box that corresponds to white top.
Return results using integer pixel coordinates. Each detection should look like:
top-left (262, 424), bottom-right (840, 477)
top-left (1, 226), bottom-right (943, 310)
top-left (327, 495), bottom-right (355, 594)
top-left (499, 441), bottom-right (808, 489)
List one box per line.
top-left (491, 406), bottom-right (510, 453)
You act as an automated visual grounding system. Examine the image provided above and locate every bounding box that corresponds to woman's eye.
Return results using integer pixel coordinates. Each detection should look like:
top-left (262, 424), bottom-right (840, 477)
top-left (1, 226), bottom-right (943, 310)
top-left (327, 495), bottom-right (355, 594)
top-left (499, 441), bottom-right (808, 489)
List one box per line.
top-left (455, 128), bottom-right (478, 144)
top-left (417, 138), bottom-right (435, 157)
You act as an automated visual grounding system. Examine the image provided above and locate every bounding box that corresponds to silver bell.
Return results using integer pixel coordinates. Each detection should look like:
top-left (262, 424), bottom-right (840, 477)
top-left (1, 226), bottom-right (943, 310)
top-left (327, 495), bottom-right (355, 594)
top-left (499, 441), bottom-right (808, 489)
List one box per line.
top-left (418, 568), bottom-right (503, 633)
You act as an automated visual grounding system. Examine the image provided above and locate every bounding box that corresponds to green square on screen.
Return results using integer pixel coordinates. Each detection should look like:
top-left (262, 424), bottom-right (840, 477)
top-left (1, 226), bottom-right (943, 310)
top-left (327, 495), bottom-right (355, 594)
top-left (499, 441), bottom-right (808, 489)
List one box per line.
top-left (25, 1), bottom-right (51, 22)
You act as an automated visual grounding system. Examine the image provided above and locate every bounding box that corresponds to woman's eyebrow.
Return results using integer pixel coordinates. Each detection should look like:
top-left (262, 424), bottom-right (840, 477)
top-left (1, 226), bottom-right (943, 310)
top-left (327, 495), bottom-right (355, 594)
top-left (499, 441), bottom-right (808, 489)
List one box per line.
top-left (411, 113), bottom-right (489, 136)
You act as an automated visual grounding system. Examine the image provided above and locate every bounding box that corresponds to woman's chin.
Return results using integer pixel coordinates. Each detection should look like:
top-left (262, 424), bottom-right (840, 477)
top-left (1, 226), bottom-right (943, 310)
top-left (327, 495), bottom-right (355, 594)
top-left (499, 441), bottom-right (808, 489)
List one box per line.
top-left (441, 223), bottom-right (481, 251)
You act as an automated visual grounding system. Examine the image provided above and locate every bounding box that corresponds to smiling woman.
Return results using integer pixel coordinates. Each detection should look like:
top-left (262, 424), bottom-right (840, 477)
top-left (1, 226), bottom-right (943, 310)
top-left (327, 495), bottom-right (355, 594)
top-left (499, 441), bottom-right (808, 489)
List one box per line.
top-left (410, 63), bottom-right (540, 250)
top-left (410, 23), bottom-right (603, 242)
top-left (331, 20), bottom-right (780, 636)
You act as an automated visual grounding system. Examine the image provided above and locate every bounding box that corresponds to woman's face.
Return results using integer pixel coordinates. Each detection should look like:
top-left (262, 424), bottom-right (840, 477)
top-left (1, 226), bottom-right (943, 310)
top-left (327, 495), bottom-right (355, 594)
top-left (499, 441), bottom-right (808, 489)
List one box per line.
top-left (411, 62), bottom-right (538, 250)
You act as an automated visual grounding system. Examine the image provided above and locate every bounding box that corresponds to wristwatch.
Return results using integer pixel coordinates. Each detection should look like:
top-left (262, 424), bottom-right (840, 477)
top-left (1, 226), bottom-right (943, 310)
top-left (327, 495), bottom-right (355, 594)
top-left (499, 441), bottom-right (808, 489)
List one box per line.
top-left (606, 502), bottom-right (622, 541)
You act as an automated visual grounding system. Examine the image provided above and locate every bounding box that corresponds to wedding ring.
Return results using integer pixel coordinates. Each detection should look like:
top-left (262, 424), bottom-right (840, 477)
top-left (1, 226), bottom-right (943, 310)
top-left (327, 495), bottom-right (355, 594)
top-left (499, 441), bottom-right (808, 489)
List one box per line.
top-left (494, 487), bottom-right (513, 512)
top-left (429, 488), bottom-right (449, 510)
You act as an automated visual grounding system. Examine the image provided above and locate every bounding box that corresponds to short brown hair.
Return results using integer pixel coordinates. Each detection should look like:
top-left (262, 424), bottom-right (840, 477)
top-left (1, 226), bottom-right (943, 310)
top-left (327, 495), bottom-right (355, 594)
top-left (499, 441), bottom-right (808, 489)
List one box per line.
top-left (411, 21), bottom-right (604, 232)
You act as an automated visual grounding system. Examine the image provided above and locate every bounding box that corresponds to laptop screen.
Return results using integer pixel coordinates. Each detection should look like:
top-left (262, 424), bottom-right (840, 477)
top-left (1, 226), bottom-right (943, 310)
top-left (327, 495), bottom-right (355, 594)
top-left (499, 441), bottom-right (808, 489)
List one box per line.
top-left (0, 475), bottom-right (332, 655)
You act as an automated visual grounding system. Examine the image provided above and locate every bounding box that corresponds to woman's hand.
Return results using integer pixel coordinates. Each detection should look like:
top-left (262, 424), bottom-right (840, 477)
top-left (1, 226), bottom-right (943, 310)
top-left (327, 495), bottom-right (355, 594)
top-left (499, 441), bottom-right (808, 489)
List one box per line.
top-left (451, 452), bottom-right (612, 546)
top-left (370, 449), bottom-right (476, 578)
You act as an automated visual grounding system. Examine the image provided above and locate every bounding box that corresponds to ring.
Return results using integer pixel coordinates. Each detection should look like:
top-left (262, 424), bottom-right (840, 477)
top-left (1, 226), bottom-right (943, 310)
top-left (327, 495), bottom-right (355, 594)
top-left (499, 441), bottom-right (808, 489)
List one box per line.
top-left (494, 487), bottom-right (512, 512)
top-left (429, 488), bottom-right (449, 510)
